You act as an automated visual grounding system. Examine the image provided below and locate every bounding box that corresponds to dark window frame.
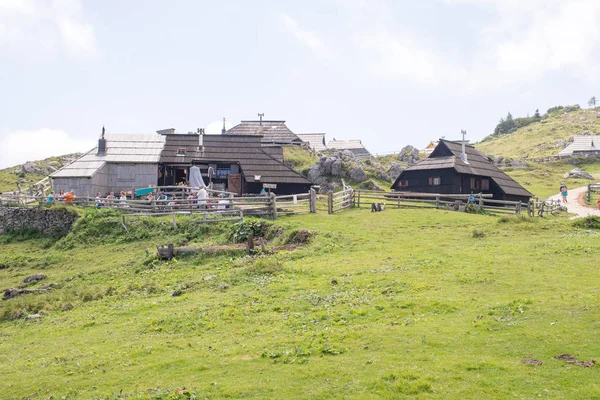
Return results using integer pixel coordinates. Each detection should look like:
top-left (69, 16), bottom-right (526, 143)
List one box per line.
top-left (428, 176), bottom-right (441, 186)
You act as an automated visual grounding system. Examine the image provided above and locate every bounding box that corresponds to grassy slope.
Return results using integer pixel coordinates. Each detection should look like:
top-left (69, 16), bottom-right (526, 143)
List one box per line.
top-left (477, 108), bottom-right (600, 159)
top-left (1, 209), bottom-right (599, 398)
top-left (0, 154), bottom-right (77, 193)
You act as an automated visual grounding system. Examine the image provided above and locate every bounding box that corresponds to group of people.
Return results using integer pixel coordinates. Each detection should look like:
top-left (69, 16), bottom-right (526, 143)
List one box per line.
top-left (143, 186), bottom-right (229, 210)
top-left (47, 189), bottom-right (75, 204)
top-left (95, 191), bottom-right (128, 208)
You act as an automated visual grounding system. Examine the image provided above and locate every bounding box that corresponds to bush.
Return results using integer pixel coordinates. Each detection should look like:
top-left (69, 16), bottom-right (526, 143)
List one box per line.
top-left (573, 216), bottom-right (600, 229)
top-left (228, 219), bottom-right (269, 243)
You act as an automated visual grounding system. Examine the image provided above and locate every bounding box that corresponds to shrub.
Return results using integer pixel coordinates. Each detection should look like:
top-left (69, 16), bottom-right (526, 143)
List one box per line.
top-left (228, 219), bottom-right (269, 243)
top-left (573, 216), bottom-right (600, 229)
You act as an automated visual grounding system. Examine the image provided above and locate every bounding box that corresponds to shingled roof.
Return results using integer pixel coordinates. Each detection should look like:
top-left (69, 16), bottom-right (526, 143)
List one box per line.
top-left (297, 133), bottom-right (327, 152)
top-left (225, 120), bottom-right (302, 145)
top-left (401, 139), bottom-right (532, 198)
top-left (160, 134), bottom-right (310, 185)
top-left (51, 134), bottom-right (165, 178)
top-left (557, 135), bottom-right (600, 158)
top-left (326, 139), bottom-right (371, 157)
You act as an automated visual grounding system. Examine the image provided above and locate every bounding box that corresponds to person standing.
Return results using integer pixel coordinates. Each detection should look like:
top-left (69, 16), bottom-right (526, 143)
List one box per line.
top-left (560, 184), bottom-right (568, 203)
top-left (197, 185), bottom-right (208, 209)
top-left (47, 191), bottom-right (55, 204)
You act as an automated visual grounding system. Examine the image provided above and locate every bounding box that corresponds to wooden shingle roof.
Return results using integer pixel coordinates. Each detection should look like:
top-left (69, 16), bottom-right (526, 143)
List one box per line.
top-left (298, 133), bottom-right (327, 152)
top-left (402, 139), bottom-right (532, 198)
top-left (225, 120), bottom-right (302, 145)
top-left (326, 139), bottom-right (371, 157)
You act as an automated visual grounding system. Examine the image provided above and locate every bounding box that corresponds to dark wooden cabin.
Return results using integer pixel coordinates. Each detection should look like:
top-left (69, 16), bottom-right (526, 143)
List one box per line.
top-left (159, 133), bottom-right (311, 195)
top-left (391, 139), bottom-right (532, 203)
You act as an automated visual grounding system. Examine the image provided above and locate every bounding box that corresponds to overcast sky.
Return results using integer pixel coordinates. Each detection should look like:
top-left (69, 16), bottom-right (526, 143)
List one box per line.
top-left (1, 0), bottom-right (599, 168)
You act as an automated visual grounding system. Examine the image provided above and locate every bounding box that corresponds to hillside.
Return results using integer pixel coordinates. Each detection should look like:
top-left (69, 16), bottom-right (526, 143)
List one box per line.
top-left (0, 154), bottom-right (79, 193)
top-left (1, 209), bottom-right (599, 398)
top-left (477, 107), bottom-right (600, 160)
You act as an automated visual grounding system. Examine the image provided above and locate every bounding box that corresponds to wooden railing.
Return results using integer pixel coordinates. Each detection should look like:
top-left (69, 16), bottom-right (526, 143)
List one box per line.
top-left (327, 188), bottom-right (354, 214)
top-left (0, 190), bottom-right (319, 220)
top-left (586, 183), bottom-right (600, 202)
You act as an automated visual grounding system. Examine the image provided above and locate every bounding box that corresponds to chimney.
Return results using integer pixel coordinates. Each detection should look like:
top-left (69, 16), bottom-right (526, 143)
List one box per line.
top-left (97, 125), bottom-right (107, 156)
top-left (460, 129), bottom-right (468, 163)
top-left (222, 117), bottom-right (226, 134)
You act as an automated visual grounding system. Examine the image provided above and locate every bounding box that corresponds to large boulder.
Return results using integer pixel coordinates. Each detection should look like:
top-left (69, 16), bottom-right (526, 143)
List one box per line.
top-left (359, 180), bottom-right (383, 191)
top-left (341, 150), bottom-right (355, 159)
top-left (322, 157), bottom-right (335, 175)
top-left (387, 162), bottom-right (403, 180)
top-left (348, 166), bottom-right (367, 182)
top-left (307, 164), bottom-right (327, 184)
top-left (398, 145), bottom-right (419, 163)
top-left (331, 159), bottom-right (344, 177)
top-left (568, 168), bottom-right (594, 180)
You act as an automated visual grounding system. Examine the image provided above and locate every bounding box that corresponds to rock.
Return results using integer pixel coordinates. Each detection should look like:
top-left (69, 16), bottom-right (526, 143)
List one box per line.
top-left (308, 165), bottom-right (326, 184)
top-left (204, 276), bottom-right (213, 281)
top-left (322, 157), bottom-right (334, 175)
top-left (568, 136), bottom-right (575, 143)
top-left (26, 314), bottom-right (41, 320)
top-left (510, 160), bottom-right (527, 168)
top-left (563, 173), bottom-right (570, 179)
top-left (596, 112), bottom-right (600, 118)
top-left (398, 145), bottom-right (419, 163)
top-left (21, 162), bottom-right (44, 174)
top-left (387, 163), bottom-right (403, 180)
top-left (341, 150), bottom-right (355, 159)
top-left (348, 166), bottom-right (367, 182)
top-left (359, 180), bottom-right (383, 191)
top-left (331, 159), bottom-right (343, 177)
top-left (22, 274), bottom-right (47, 284)
top-left (219, 284), bottom-right (229, 290)
top-left (330, 278), bottom-right (338, 285)
top-left (290, 229), bottom-right (312, 244)
top-left (568, 168), bottom-right (594, 180)
top-left (170, 290), bottom-right (182, 297)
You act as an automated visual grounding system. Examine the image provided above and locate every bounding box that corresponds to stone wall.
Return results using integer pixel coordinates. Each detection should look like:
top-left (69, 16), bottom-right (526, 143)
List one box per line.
top-left (0, 207), bottom-right (79, 236)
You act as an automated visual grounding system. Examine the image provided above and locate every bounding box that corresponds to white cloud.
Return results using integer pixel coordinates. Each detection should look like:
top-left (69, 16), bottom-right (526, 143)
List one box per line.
top-left (0, 128), bottom-right (95, 169)
top-left (0, 0), bottom-right (99, 59)
top-left (280, 13), bottom-right (330, 57)
top-left (445, 0), bottom-right (600, 85)
top-left (205, 119), bottom-right (235, 135)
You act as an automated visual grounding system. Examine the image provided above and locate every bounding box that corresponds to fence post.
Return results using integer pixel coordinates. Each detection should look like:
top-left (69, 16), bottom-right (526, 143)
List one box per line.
top-left (357, 190), bottom-right (361, 208)
top-left (172, 212), bottom-right (177, 228)
top-left (515, 202), bottom-right (521, 214)
top-left (270, 192), bottom-right (278, 219)
top-left (435, 196), bottom-right (439, 209)
top-left (587, 184), bottom-right (591, 202)
top-left (328, 191), bottom-right (333, 214)
top-left (309, 189), bottom-right (316, 213)
top-left (121, 214), bottom-right (128, 232)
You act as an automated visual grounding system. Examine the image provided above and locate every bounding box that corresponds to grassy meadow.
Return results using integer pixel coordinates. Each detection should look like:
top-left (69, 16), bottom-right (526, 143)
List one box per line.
top-left (1, 207), bottom-right (599, 399)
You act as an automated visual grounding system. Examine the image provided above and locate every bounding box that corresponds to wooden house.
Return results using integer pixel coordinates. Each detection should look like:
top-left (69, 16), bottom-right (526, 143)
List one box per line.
top-left (557, 136), bottom-right (600, 158)
top-left (422, 141), bottom-right (438, 155)
top-left (297, 133), bottom-right (327, 152)
top-left (51, 134), bottom-right (165, 196)
top-left (326, 139), bottom-right (371, 157)
top-left (159, 133), bottom-right (311, 195)
top-left (391, 139), bottom-right (532, 202)
top-left (51, 130), bottom-right (312, 197)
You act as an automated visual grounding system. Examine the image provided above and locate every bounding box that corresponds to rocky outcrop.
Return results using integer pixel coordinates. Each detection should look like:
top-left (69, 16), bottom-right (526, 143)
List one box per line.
top-left (348, 167), bottom-right (367, 182)
top-left (387, 163), bottom-right (403, 180)
top-left (398, 145), bottom-right (420, 164)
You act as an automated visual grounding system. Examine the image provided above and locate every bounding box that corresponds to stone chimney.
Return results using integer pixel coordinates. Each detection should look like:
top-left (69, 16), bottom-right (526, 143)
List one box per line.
top-left (97, 126), bottom-right (107, 156)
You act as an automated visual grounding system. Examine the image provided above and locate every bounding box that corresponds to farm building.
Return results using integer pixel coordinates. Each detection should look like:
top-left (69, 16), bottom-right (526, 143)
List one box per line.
top-left (51, 130), bottom-right (312, 197)
top-left (326, 139), bottom-right (371, 157)
top-left (297, 133), bottom-right (327, 152)
top-left (422, 141), bottom-right (438, 155)
top-left (557, 136), bottom-right (600, 158)
top-left (225, 120), bottom-right (302, 145)
top-left (391, 139), bottom-right (532, 203)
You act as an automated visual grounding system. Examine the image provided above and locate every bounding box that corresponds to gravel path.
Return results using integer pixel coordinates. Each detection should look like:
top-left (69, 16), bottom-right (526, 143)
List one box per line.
top-left (548, 186), bottom-right (600, 218)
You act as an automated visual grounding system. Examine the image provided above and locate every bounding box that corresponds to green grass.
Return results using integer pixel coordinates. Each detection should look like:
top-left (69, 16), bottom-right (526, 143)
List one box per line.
top-left (0, 153), bottom-right (78, 193)
top-left (504, 160), bottom-right (600, 198)
top-left (283, 146), bottom-right (319, 176)
top-left (1, 207), bottom-right (600, 398)
top-left (477, 108), bottom-right (600, 160)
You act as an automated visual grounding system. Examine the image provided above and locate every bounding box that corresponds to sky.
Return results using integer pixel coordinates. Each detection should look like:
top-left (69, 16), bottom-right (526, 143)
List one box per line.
top-left (1, 0), bottom-right (600, 168)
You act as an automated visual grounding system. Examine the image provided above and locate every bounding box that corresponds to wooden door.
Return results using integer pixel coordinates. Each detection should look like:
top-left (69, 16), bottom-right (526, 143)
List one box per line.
top-left (228, 174), bottom-right (242, 195)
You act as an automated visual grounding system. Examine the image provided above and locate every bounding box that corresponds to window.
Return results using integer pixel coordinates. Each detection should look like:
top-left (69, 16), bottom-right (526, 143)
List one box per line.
top-left (471, 178), bottom-right (489, 191)
top-left (216, 168), bottom-right (231, 177)
top-left (428, 177), bottom-right (441, 186)
top-left (398, 179), bottom-right (409, 187)
top-left (176, 148), bottom-right (186, 156)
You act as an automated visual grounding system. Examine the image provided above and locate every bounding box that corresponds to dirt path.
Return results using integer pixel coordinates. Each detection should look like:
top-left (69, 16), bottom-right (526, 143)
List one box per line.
top-left (548, 186), bottom-right (600, 218)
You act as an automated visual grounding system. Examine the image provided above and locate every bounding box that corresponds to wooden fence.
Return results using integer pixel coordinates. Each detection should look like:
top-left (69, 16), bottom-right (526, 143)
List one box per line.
top-left (527, 198), bottom-right (564, 217)
top-left (0, 189), bottom-right (318, 220)
top-left (327, 188), bottom-right (354, 214)
top-left (586, 183), bottom-right (600, 202)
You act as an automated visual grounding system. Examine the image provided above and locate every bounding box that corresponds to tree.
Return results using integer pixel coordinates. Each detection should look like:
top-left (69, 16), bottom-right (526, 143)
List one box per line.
top-left (588, 97), bottom-right (597, 108)
top-left (534, 109), bottom-right (541, 118)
